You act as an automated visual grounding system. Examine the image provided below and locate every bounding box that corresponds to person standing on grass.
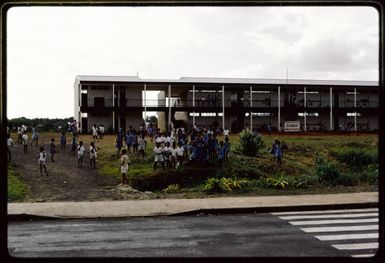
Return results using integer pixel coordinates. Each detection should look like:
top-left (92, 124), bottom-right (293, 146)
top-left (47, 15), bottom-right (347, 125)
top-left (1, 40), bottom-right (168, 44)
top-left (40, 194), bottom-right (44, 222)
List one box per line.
top-left (71, 133), bottom-right (78, 156)
top-left (89, 141), bottom-right (97, 168)
top-left (50, 138), bottom-right (57, 162)
top-left (60, 131), bottom-right (66, 151)
top-left (136, 134), bottom-right (147, 160)
top-left (7, 133), bottom-right (14, 163)
top-left (116, 129), bottom-right (123, 156)
top-left (120, 149), bottom-right (130, 185)
top-left (38, 146), bottom-right (48, 176)
top-left (17, 126), bottom-right (23, 144)
top-left (99, 124), bottom-right (104, 139)
top-left (30, 124), bottom-right (39, 147)
top-left (132, 131), bottom-right (138, 155)
top-left (175, 143), bottom-right (184, 169)
top-left (223, 127), bottom-right (230, 140)
top-left (92, 124), bottom-right (99, 142)
top-left (153, 142), bottom-right (165, 171)
top-left (218, 141), bottom-right (225, 165)
top-left (274, 139), bottom-right (283, 166)
top-left (224, 136), bottom-right (230, 160)
top-left (22, 131), bottom-right (28, 154)
top-left (77, 141), bottom-right (85, 168)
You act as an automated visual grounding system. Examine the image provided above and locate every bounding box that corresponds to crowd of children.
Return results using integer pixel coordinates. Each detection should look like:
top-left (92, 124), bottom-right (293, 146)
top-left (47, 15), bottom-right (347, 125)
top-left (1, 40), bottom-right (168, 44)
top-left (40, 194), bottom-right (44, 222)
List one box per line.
top-left (7, 121), bottom-right (284, 185)
top-left (6, 123), bottom-right (100, 177)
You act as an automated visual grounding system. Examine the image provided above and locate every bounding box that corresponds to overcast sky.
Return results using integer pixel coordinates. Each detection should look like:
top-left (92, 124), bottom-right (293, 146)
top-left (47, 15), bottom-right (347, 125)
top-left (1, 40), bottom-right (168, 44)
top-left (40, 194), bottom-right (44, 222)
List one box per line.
top-left (7, 6), bottom-right (379, 119)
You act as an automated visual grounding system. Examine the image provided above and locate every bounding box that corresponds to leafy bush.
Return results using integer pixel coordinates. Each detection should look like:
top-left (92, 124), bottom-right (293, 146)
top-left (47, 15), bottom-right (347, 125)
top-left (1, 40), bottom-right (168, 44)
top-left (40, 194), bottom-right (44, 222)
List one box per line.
top-left (314, 157), bottom-right (341, 186)
top-left (130, 167), bottom-right (215, 191)
top-left (286, 175), bottom-right (319, 189)
top-left (360, 164), bottom-right (379, 184)
top-left (8, 166), bottom-right (28, 202)
top-left (238, 129), bottom-right (265, 156)
top-left (203, 177), bottom-right (248, 193)
top-left (264, 173), bottom-right (289, 189)
top-left (162, 184), bottom-right (180, 193)
top-left (329, 147), bottom-right (378, 168)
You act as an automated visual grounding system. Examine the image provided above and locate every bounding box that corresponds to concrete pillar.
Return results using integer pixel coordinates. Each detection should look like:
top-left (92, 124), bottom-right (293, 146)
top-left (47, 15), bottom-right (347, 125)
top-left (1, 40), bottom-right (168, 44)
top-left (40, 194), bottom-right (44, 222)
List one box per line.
top-left (278, 86), bottom-right (281, 131)
top-left (222, 85), bottom-right (225, 131)
top-left (304, 86), bottom-right (307, 132)
top-left (193, 84), bottom-right (196, 127)
top-left (250, 86), bottom-right (253, 130)
top-left (354, 88), bottom-right (357, 131)
top-left (144, 83), bottom-right (147, 121)
top-left (330, 87), bottom-right (333, 131)
top-left (168, 84), bottom-right (172, 130)
top-left (112, 84), bottom-right (115, 132)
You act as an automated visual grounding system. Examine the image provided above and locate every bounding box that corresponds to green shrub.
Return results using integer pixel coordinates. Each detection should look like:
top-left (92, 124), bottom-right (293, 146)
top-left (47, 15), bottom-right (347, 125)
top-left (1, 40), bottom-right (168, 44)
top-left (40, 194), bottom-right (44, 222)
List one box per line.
top-left (8, 167), bottom-right (28, 202)
top-left (360, 164), bottom-right (378, 184)
top-left (314, 157), bottom-right (341, 186)
top-left (130, 167), bottom-right (215, 191)
top-left (238, 129), bottom-right (265, 156)
top-left (329, 147), bottom-right (378, 168)
top-left (203, 177), bottom-right (248, 193)
top-left (264, 173), bottom-right (289, 189)
top-left (286, 175), bottom-right (319, 189)
top-left (162, 184), bottom-right (180, 193)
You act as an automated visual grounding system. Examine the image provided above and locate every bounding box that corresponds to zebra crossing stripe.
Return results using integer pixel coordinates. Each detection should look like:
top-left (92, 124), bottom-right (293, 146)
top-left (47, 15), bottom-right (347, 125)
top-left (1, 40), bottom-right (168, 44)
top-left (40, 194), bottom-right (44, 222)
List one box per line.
top-left (352, 254), bottom-right (376, 258)
top-left (301, 225), bottom-right (378, 233)
top-left (278, 213), bottom-right (377, 220)
top-left (332, 242), bottom-right (378, 250)
top-left (289, 218), bottom-right (378, 225)
top-left (272, 208), bottom-right (378, 216)
top-left (315, 233), bottom-right (378, 241)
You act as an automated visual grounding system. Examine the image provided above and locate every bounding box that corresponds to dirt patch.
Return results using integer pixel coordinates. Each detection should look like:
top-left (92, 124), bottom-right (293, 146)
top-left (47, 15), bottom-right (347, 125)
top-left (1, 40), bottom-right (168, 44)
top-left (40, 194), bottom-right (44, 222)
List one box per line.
top-left (9, 134), bottom-right (124, 202)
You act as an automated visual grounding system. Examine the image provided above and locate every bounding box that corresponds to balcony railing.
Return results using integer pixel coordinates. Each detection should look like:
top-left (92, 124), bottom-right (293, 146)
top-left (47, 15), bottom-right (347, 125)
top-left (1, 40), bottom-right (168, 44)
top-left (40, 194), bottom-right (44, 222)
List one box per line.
top-left (82, 98), bottom-right (379, 109)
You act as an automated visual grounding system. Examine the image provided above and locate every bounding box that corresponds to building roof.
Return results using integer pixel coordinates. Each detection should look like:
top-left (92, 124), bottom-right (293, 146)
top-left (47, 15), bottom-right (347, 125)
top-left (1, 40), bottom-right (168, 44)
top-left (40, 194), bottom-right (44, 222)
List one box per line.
top-left (76, 75), bottom-right (378, 87)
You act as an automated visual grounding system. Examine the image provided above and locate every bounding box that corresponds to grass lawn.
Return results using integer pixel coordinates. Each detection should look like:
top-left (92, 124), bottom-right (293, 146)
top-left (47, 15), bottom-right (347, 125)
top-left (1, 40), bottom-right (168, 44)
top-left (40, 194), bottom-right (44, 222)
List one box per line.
top-left (7, 164), bottom-right (29, 202)
top-left (7, 131), bottom-right (378, 201)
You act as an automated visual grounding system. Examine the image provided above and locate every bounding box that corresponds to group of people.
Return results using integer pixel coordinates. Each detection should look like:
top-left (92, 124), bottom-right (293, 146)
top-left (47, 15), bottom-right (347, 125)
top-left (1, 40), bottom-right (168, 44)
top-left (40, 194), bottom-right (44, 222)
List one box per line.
top-left (6, 124), bottom-right (100, 177)
top-left (151, 125), bottom-right (231, 171)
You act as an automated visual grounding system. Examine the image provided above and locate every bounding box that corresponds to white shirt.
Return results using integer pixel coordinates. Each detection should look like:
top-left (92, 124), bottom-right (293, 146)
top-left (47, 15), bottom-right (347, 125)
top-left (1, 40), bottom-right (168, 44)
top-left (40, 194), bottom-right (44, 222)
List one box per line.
top-left (153, 146), bottom-right (163, 155)
top-left (77, 145), bottom-right (85, 156)
top-left (92, 126), bottom-right (98, 136)
top-left (155, 137), bottom-right (163, 144)
top-left (7, 138), bottom-right (13, 147)
top-left (171, 148), bottom-right (177, 157)
top-left (223, 129), bottom-right (230, 136)
top-left (39, 151), bottom-right (46, 161)
top-left (89, 146), bottom-right (97, 157)
top-left (176, 146), bottom-right (184, 156)
top-left (22, 134), bottom-right (28, 145)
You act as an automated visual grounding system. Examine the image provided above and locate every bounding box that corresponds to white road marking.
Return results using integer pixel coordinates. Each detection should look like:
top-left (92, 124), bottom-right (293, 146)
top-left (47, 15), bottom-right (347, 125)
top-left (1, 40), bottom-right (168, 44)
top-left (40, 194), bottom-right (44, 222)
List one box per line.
top-left (315, 233), bottom-right (378, 241)
top-left (272, 208), bottom-right (378, 216)
top-left (290, 218), bottom-right (378, 226)
top-left (352, 254), bottom-right (376, 258)
top-left (301, 225), bottom-right (378, 233)
top-left (332, 242), bottom-right (378, 250)
top-left (279, 213), bottom-right (377, 220)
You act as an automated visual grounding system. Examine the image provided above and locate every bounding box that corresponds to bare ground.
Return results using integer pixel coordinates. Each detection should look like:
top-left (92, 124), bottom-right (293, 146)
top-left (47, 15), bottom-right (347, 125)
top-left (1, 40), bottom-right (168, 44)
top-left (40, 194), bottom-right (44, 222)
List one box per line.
top-left (10, 139), bottom-right (121, 202)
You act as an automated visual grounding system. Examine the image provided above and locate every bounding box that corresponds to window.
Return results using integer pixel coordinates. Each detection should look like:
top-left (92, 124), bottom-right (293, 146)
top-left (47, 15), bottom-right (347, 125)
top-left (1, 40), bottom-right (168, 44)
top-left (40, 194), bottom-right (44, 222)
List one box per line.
top-left (298, 91), bottom-right (319, 94)
top-left (201, 113), bottom-right (216, 117)
top-left (81, 113), bottom-right (88, 118)
top-left (347, 112), bottom-right (361, 116)
top-left (298, 112), bottom-right (319, 117)
top-left (189, 112), bottom-right (199, 116)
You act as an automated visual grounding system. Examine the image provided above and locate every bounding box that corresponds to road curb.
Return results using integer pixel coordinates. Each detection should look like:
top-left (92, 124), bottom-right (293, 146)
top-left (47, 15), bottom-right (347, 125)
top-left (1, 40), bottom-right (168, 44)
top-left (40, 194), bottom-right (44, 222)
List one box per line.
top-left (8, 202), bottom-right (378, 221)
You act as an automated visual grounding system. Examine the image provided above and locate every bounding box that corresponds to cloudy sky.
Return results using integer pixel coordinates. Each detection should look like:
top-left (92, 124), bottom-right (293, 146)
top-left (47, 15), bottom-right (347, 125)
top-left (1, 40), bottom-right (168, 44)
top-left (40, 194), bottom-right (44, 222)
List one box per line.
top-left (7, 6), bottom-right (378, 119)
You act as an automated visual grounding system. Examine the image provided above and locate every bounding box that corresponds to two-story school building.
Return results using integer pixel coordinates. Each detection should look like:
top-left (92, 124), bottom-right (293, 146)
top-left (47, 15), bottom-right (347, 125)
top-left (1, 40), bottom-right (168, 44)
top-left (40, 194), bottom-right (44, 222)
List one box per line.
top-left (74, 75), bottom-right (379, 133)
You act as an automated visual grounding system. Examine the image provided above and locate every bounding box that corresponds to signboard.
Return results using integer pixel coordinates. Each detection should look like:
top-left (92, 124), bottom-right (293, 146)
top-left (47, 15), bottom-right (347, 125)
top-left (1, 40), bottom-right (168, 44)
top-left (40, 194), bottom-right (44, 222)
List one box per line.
top-left (284, 121), bottom-right (301, 132)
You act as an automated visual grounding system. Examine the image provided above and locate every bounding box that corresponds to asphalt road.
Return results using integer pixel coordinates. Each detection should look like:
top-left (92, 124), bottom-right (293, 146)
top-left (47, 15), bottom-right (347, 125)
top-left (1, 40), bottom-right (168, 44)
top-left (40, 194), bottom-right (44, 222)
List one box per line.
top-left (7, 211), bottom-right (362, 258)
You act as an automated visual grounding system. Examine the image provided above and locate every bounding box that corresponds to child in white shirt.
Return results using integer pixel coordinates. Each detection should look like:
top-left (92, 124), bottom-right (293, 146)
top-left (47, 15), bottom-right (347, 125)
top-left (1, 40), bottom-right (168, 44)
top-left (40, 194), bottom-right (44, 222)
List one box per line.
top-left (77, 141), bottom-right (85, 168)
top-left (89, 142), bottom-right (97, 168)
top-left (22, 131), bottom-right (28, 153)
top-left (39, 146), bottom-right (48, 176)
